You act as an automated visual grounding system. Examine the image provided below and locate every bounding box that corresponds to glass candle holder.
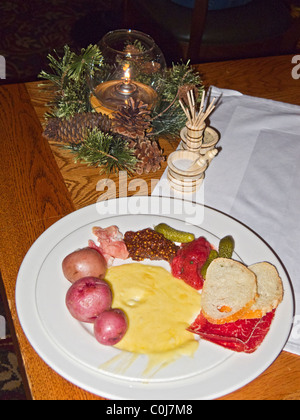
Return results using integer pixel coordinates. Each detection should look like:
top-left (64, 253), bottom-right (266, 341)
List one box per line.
top-left (88, 29), bottom-right (166, 113)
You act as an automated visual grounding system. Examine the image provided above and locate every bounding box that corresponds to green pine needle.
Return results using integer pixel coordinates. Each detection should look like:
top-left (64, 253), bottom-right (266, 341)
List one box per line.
top-left (72, 129), bottom-right (138, 175)
top-left (151, 61), bottom-right (204, 139)
top-left (39, 45), bottom-right (103, 119)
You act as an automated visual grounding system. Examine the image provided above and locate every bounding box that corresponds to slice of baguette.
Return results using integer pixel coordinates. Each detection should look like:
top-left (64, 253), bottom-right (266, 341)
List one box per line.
top-left (201, 258), bottom-right (258, 325)
top-left (241, 262), bottom-right (284, 319)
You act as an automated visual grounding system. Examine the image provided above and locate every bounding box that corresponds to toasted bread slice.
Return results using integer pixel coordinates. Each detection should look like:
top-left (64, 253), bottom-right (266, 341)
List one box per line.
top-left (201, 258), bottom-right (258, 325)
top-left (241, 262), bottom-right (284, 319)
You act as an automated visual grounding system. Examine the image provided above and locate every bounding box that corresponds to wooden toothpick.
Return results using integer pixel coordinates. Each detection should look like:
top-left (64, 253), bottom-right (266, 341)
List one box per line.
top-left (179, 89), bottom-right (216, 129)
top-left (195, 97), bottom-right (216, 127)
top-left (179, 99), bottom-right (192, 125)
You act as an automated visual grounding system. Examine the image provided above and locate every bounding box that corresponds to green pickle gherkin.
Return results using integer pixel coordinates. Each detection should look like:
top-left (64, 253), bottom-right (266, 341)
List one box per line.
top-left (218, 235), bottom-right (235, 259)
top-left (201, 236), bottom-right (235, 279)
top-left (154, 223), bottom-right (195, 243)
top-left (200, 249), bottom-right (219, 279)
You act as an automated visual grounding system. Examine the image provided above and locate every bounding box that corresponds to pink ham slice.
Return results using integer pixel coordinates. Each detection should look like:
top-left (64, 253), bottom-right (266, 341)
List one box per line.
top-left (188, 310), bottom-right (275, 353)
top-left (88, 226), bottom-right (129, 266)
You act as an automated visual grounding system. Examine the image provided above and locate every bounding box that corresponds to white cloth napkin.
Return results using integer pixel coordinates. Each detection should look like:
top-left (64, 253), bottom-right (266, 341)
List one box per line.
top-left (152, 86), bottom-right (300, 355)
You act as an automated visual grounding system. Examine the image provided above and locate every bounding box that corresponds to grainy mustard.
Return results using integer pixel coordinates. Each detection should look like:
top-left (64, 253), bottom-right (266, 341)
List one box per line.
top-left (124, 228), bottom-right (178, 262)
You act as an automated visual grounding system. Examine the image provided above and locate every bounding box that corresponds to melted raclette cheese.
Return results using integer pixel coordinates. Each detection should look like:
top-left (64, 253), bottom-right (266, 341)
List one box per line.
top-left (105, 263), bottom-right (201, 370)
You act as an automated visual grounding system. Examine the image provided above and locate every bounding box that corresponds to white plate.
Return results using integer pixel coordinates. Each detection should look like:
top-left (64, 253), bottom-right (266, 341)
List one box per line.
top-left (15, 197), bottom-right (294, 400)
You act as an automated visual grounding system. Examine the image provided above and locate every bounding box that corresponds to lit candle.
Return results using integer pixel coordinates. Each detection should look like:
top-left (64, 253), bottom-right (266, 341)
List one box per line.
top-left (90, 29), bottom-right (166, 114)
top-left (117, 64), bottom-right (136, 96)
top-left (91, 63), bottom-right (158, 114)
top-left (123, 64), bottom-right (131, 85)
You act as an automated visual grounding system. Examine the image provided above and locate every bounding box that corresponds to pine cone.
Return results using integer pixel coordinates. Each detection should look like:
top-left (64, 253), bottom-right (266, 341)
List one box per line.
top-left (111, 97), bottom-right (151, 140)
top-left (130, 138), bottom-right (165, 175)
top-left (43, 112), bottom-right (112, 144)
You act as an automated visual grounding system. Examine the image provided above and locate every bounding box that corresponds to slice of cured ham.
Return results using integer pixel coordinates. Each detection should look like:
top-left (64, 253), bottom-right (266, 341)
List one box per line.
top-left (88, 226), bottom-right (129, 266)
top-left (188, 310), bottom-right (275, 353)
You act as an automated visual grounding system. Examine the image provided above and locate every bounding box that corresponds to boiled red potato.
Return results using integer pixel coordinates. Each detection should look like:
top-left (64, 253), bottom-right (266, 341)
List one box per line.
top-left (94, 308), bottom-right (128, 346)
top-left (66, 277), bottom-right (112, 323)
top-left (62, 247), bottom-right (107, 283)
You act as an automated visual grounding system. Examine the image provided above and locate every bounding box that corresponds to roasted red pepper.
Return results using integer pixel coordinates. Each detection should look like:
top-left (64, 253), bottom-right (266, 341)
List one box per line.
top-left (171, 237), bottom-right (212, 290)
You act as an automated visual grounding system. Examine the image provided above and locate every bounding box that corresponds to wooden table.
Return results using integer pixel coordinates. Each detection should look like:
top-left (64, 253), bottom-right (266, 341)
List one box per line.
top-left (0, 55), bottom-right (300, 400)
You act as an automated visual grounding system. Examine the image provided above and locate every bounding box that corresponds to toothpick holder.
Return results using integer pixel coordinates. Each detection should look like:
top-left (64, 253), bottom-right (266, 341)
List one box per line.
top-left (183, 122), bottom-right (206, 152)
top-left (172, 89), bottom-right (220, 193)
top-left (181, 125), bottom-right (220, 155)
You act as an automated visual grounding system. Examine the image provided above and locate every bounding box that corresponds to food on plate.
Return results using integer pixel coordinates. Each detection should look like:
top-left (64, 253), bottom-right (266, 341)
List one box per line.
top-left (88, 225), bottom-right (129, 266)
top-left (105, 264), bottom-right (201, 357)
top-left (171, 237), bottom-right (212, 290)
top-left (94, 308), bottom-right (128, 346)
top-left (154, 223), bottom-right (195, 243)
top-left (218, 235), bottom-right (235, 259)
top-left (188, 310), bottom-right (276, 354)
top-left (198, 235), bottom-right (235, 280)
top-left (124, 228), bottom-right (178, 262)
top-left (189, 260), bottom-right (284, 353)
top-left (200, 249), bottom-right (219, 279)
top-left (65, 277), bottom-right (112, 323)
top-left (61, 221), bottom-right (284, 357)
top-left (240, 262), bottom-right (283, 319)
top-left (201, 258), bottom-right (258, 324)
top-left (62, 247), bottom-right (107, 283)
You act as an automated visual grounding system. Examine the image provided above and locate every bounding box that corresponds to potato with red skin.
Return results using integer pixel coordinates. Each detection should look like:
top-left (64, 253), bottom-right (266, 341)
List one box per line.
top-left (94, 309), bottom-right (128, 346)
top-left (62, 247), bottom-right (107, 283)
top-left (66, 277), bottom-right (112, 323)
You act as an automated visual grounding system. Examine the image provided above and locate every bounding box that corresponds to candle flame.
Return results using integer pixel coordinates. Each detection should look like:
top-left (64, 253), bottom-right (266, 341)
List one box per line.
top-left (123, 64), bottom-right (131, 84)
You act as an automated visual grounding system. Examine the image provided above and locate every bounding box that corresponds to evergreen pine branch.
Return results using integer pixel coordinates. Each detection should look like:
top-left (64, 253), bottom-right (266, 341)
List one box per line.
top-left (38, 45), bottom-right (103, 119)
top-left (39, 45), bottom-right (74, 88)
top-left (67, 45), bottom-right (103, 81)
top-left (71, 128), bottom-right (138, 175)
top-left (150, 62), bottom-right (204, 138)
top-left (39, 44), bottom-right (204, 141)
